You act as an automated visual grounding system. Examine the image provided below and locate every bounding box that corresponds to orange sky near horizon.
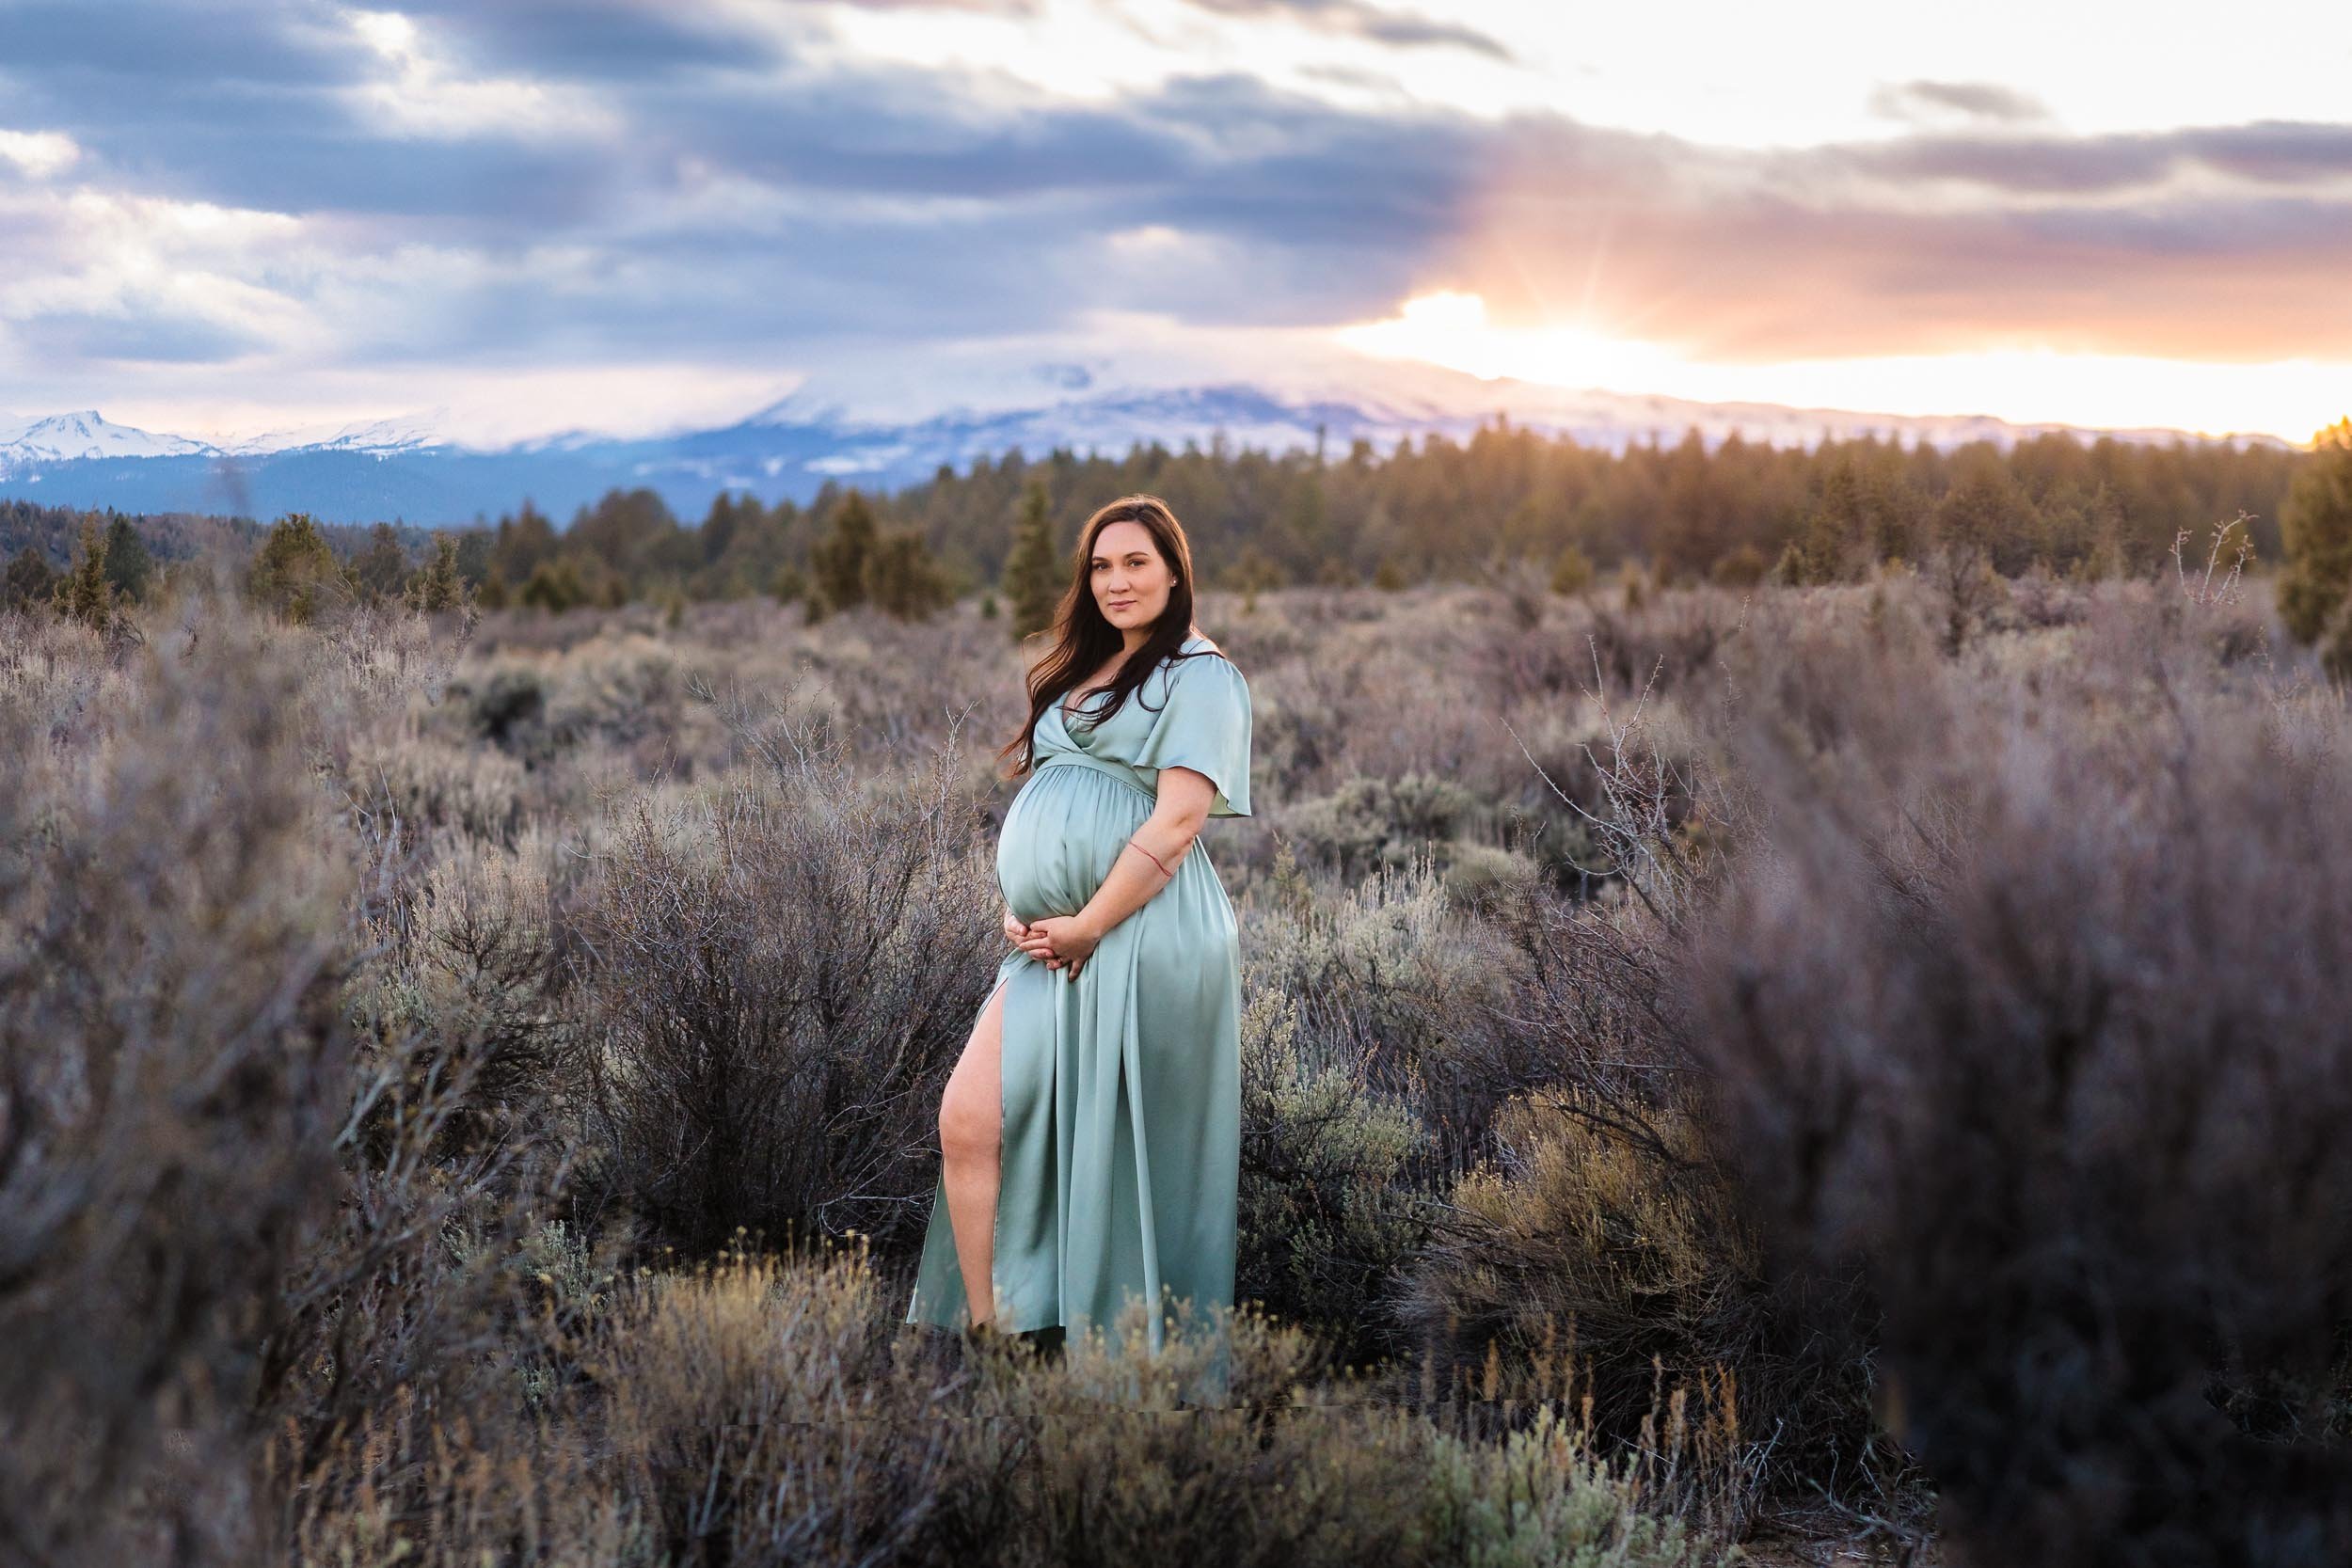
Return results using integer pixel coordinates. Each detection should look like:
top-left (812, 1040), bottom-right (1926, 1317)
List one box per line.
top-left (1338, 292), bottom-right (2351, 446)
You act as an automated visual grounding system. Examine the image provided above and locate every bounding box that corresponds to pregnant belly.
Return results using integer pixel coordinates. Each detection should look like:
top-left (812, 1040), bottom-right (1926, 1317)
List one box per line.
top-left (996, 765), bottom-right (1151, 924)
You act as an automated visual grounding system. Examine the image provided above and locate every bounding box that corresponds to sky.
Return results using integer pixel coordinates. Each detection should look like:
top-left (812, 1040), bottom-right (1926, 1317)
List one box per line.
top-left (1, 0), bottom-right (2348, 446)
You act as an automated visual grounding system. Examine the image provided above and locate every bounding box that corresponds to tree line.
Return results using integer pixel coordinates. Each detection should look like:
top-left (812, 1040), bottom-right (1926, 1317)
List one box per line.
top-left (6, 418), bottom-right (2351, 663)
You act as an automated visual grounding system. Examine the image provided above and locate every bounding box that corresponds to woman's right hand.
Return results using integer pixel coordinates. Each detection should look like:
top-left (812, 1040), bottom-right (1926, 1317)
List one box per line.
top-left (1006, 903), bottom-right (1062, 966)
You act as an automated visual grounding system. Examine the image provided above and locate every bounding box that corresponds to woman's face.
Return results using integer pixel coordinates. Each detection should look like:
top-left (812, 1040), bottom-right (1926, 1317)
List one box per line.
top-left (1089, 518), bottom-right (1178, 635)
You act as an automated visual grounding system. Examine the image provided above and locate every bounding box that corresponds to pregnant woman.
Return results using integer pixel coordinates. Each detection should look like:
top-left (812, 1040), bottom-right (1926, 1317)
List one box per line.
top-left (903, 494), bottom-right (1252, 1389)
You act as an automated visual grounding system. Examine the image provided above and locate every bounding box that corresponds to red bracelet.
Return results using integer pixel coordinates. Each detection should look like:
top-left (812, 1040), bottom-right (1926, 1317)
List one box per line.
top-left (1128, 837), bottom-right (1174, 878)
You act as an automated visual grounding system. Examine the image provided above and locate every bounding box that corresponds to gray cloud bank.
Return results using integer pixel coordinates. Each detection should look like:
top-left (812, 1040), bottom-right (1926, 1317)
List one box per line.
top-left (0, 0), bottom-right (2346, 386)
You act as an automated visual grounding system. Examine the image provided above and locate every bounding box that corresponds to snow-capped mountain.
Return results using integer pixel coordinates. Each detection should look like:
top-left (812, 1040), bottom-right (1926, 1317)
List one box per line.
top-left (217, 412), bottom-right (453, 459)
top-left (0, 368), bottom-right (2295, 527)
top-left (0, 409), bottom-right (215, 463)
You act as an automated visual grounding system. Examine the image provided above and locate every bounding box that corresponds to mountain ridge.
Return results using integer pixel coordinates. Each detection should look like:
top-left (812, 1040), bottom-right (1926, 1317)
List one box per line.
top-left (0, 374), bottom-right (2297, 527)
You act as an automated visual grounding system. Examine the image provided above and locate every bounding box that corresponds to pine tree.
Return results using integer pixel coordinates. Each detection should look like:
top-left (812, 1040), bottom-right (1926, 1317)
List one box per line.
top-left (2280, 418), bottom-right (2352, 644)
top-left (1230, 546), bottom-right (1284, 615)
top-left (246, 513), bottom-right (353, 625)
top-left (519, 557), bottom-right (587, 613)
top-left (1618, 558), bottom-right (1649, 610)
top-left (866, 529), bottom-right (950, 621)
top-left (53, 519), bottom-right (112, 629)
top-left (492, 500), bottom-right (558, 585)
top-left (1787, 460), bottom-right (1865, 585)
top-left (1279, 469), bottom-right (1329, 567)
top-left (810, 491), bottom-right (877, 613)
top-left (1935, 467), bottom-right (2033, 577)
top-left (3, 545), bottom-right (58, 610)
top-left (701, 493), bottom-right (742, 566)
top-left (453, 528), bottom-right (493, 588)
top-left (1710, 543), bottom-right (1769, 588)
top-left (1001, 479), bottom-right (1060, 639)
top-left (1549, 544), bottom-right (1595, 595)
top-left (101, 514), bottom-right (152, 604)
top-left (404, 532), bottom-right (470, 613)
top-left (353, 521), bottom-right (410, 604)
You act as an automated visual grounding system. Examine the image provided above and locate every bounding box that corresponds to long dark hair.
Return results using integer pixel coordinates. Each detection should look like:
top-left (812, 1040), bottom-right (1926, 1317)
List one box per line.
top-left (996, 494), bottom-right (1224, 778)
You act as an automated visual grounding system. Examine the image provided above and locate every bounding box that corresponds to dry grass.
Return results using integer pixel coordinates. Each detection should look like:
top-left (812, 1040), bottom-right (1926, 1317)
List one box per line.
top-left (5, 559), bottom-right (2346, 1565)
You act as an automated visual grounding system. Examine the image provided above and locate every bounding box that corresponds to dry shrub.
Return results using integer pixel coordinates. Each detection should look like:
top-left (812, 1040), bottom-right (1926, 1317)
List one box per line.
top-left (259, 627), bottom-right (584, 1563)
top-left (1284, 769), bottom-right (1480, 878)
top-left (564, 688), bottom-right (999, 1257)
top-left (1247, 849), bottom-right (1507, 1073)
top-left (1998, 564), bottom-right (2094, 632)
top-left (1471, 584), bottom-right (1747, 711)
top-left (342, 839), bottom-right (570, 1164)
top-left (1401, 599), bottom-right (1896, 1532)
top-left (1276, 768), bottom-right (1548, 909)
top-left (342, 730), bottom-right (531, 847)
top-left (279, 1386), bottom-right (642, 1568)
top-left (278, 1219), bottom-right (621, 1567)
top-left (0, 610), bottom-right (353, 1565)
top-left (1686, 609), bottom-right (2352, 1564)
top-left (304, 594), bottom-right (473, 712)
top-left (452, 662), bottom-right (549, 748)
top-left (1578, 587), bottom-right (1749, 701)
top-left (590, 1244), bottom-right (951, 1565)
top-left (1403, 1091), bottom-right (1756, 1440)
top-left (1926, 538), bottom-right (2008, 654)
top-left (288, 1237), bottom-right (1736, 1568)
top-left (537, 636), bottom-right (711, 773)
top-left (1480, 588), bottom-right (1599, 701)
top-left (0, 590), bottom-right (580, 1564)
top-left (931, 1280), bottom-right (1734, 1568)
top-left (1236, 986), bottom-right (1434, 1358)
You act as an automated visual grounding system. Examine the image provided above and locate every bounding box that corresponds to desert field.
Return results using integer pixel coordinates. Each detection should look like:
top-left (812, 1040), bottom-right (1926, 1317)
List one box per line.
top-left (4, 555), bottom-right (2349, 1566)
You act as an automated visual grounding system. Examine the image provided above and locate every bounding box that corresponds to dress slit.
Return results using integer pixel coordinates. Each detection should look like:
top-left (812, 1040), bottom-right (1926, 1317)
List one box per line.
top-left (1117, 937), bottom-right (1163, 1354)
top-left (983, 966), bottom-right (1013, 1328)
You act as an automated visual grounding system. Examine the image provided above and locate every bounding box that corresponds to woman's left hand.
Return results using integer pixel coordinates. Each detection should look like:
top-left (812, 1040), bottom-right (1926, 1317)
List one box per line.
top-left (1022, 914), bottom-right (1101, 980)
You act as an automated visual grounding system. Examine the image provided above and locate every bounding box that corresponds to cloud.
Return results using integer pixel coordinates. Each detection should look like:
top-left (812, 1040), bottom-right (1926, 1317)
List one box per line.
top-left (1457, 114), bottom-right (2352, 361)
top-left (1838, 119), bottom-right (2352, 196)
top-left (0, 1), bottom-right (373, 87)
top-left (8, 308), bottom-right (269, 364)
top-left (392, 0), bottom-right (789, 81)
top-left (0, 129), bottom-right (81, 178)
top-left (796, 0), bottom-right (1044, 11)
top-left (1870, 79), bottom-right (2050, 126)
top-left (1180, 0), bottom-right (1514, 60)
top-left (2179, 120), bottom-right (2352, 185)
top-left (0, 0), bottom-right (2348, 406)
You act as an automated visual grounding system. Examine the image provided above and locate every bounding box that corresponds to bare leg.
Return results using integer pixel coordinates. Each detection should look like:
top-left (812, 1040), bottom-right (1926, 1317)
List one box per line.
top-left (938, 975), bottom-right (1009, 1328)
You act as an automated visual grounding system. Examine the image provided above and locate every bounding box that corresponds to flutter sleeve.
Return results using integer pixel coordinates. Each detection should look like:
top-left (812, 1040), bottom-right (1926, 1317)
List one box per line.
top-left (1131, 651), bottom-right (1253, 817)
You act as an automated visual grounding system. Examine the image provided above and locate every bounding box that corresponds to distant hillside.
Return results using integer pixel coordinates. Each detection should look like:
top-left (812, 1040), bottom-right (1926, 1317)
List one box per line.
top-left (4, 407), bottom-right (2303, 611)
top-left (0, 499), bottom-right (428, 576)
top-left (0, 369), bottom-right (2296, 529)
top-left (0, 499), bottom-right (267, 575)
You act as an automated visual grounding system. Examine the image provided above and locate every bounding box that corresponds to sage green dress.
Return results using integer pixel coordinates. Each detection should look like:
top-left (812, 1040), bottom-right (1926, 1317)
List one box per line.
top-left (904, 635), bottom-right (1251, 1385)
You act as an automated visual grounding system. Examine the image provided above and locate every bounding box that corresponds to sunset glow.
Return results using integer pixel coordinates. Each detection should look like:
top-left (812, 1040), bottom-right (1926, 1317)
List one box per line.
top-left (1341, 292), bottom-right (2349, 444)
